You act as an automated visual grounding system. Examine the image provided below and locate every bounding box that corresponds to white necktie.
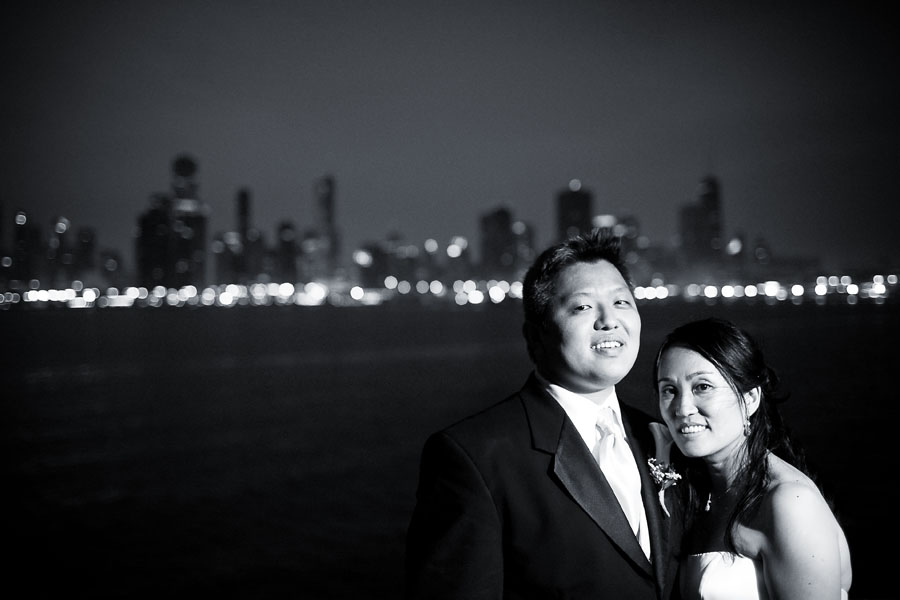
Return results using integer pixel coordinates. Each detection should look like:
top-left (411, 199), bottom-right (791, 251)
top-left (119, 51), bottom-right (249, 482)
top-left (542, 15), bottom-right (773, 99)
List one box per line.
top-left (595, 406), bottom-right (651, 559)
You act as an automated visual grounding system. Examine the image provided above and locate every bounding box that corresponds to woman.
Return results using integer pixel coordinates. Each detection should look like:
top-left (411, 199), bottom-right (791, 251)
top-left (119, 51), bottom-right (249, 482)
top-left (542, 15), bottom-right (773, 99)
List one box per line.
top-left (654, 318), bottom-right (851, 600)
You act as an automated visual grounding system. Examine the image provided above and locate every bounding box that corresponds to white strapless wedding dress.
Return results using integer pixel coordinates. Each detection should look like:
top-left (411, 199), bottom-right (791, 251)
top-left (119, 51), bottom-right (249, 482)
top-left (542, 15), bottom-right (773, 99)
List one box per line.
top-left (680, 552), bottom-right (849, 600)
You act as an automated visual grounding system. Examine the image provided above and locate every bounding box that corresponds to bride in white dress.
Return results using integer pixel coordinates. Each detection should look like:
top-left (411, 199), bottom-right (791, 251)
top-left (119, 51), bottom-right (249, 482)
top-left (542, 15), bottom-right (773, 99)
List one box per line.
top-left (654, 318), bottom-right (851, 600)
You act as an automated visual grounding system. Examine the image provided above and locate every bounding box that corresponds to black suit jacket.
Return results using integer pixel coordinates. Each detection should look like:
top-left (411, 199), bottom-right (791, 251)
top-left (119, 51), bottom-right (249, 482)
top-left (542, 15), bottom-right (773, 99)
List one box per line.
top-left (405, 373), bottom-right (682, 600)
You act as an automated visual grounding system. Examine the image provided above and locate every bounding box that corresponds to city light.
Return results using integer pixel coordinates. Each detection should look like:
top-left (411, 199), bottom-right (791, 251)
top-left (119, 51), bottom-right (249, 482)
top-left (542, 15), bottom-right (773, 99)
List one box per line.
top-left (2, 165), bottom-right (896, 312)
top-left (353, 249), bottom-right (373, 267)
top-left (5, 271), bottom-right (897, 311)
top-left (488, 287), bottom-right (505, 303)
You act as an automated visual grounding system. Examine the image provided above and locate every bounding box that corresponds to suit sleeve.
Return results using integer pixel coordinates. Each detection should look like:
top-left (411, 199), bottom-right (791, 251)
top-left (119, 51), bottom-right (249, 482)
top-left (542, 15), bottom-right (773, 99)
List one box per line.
top-left (404, 430), bottom-right (503, 600)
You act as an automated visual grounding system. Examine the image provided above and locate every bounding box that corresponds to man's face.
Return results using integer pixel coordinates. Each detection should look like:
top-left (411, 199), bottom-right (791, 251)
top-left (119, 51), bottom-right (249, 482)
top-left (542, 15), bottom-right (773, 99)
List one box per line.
top-left (532, 259), bottom-right (641, 393)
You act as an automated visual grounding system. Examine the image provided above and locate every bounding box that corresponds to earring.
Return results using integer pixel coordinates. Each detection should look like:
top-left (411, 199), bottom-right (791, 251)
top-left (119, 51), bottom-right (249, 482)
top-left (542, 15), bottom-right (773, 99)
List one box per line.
top-left (743, 419), bottom-right (751, 437)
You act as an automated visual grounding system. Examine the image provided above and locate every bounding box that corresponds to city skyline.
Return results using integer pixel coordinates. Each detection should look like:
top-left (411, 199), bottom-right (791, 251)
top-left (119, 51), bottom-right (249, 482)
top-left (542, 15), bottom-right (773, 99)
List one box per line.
top-left (3, 2), bottom-right (898, 273)
top-left (0, 159), bottom-right (820, 277)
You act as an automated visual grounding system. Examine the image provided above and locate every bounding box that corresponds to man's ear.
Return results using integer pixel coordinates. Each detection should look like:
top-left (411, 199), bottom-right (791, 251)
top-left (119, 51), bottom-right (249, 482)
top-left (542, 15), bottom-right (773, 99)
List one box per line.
top-left (523, 321), bottom-right (543, 365)
top-left (744, 386), bottom-right (761, 417)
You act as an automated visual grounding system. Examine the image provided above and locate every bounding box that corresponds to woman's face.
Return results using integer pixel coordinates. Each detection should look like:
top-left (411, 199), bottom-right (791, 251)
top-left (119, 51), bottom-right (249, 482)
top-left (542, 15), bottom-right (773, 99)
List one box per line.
top-left (656, 346), bottom-right (755, 465)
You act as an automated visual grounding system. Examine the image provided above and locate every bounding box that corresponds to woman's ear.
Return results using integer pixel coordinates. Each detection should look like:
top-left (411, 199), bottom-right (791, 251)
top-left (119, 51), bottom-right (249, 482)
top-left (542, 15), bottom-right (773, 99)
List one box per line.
top-left (744, 386), bottom-right (762, 417)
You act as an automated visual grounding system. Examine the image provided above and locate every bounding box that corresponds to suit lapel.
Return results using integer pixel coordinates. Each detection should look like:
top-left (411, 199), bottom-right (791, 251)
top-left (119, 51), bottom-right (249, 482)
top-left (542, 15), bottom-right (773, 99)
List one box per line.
top-left (622, 407), bottom-right (671, 592)
top-left (520, 376), bottom-right (652, 575)
top-left (554, 421), bottom-right (652, 572)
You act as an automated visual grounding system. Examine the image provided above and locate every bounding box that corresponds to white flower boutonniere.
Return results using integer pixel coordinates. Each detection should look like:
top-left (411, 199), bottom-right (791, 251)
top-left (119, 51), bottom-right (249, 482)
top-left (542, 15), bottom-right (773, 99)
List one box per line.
top-left (648, 423), bottom-right (681, 518)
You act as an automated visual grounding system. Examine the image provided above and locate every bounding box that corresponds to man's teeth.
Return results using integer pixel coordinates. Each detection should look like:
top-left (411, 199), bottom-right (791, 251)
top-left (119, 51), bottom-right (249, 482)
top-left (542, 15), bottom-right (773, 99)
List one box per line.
top-left (591, 341), bottom-right (622, 349)
top-left (680, 425), bottom-right (705, 434)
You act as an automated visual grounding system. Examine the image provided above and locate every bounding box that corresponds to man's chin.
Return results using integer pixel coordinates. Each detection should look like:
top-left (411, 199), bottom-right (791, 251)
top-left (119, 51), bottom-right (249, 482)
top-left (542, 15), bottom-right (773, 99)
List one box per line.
top-left (586, 368), bottom-right (633, 389)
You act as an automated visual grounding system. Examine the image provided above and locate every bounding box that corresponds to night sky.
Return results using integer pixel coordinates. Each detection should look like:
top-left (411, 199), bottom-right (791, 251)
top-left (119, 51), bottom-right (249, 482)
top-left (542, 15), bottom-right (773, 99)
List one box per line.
top-left (3, 1), bottom-right (897, 273)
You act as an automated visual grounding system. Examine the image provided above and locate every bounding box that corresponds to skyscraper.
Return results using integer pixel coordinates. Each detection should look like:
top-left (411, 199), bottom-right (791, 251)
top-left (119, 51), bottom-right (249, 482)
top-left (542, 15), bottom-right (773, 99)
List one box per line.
top-left (275, 220), bottom-right (298, 283)
top-left (479, 206), bottom-right (516, 278)
top-left (315, 175), bottom-right (340, 271)
top-left (237, 187), bottom-right (251, 245)
top-left (135, 154), bottom-right (209, 288)
top-left (679, 175), bottom-right (722, 262)
top-left (556, 179), bottom-right (593, 242)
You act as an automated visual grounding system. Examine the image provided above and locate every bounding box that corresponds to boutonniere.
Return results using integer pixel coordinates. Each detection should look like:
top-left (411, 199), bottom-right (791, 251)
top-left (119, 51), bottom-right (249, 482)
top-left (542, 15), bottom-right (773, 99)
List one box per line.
top-left (648, 423), bottom-right (681, 518)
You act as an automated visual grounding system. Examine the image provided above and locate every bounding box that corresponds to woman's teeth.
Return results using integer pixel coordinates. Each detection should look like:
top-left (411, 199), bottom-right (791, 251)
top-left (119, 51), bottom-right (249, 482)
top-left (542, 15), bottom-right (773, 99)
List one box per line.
top-left (680, 424), bottom-right (705, 434)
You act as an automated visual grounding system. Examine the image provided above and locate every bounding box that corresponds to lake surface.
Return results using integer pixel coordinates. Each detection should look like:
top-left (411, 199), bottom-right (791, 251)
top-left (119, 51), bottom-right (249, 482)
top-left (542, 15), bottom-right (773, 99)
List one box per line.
top-left (3, 297), bottom-right (896, 598)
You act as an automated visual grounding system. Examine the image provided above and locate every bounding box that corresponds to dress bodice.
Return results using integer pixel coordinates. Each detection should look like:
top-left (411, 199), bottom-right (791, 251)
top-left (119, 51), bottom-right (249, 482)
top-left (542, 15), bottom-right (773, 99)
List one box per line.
top-left (681, 552), bottom-right (849, 600)
top-left (680, 552), bottom-right (766, 600)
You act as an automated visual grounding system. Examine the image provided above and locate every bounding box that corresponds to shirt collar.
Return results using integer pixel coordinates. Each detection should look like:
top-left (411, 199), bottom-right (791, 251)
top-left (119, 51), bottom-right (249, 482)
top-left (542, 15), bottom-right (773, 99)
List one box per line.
top-left (534, 371), bottom-right (626, 446)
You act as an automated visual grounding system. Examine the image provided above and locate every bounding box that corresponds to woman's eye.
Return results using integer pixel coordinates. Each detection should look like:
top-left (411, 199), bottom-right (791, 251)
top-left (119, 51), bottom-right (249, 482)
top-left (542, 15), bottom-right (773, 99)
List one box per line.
top-left (694, 383), bottom-right (712, 393)
top-left (574, 304), bottom-right (591, 312)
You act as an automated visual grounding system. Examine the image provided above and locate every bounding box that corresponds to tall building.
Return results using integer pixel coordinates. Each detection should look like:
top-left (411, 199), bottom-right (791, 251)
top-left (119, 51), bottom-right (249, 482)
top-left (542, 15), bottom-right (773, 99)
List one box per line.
top-left (300, 175), bottom-right (340, 279)
top-left (556, 179), bottom-right (593, 242)
top-left (9, 209), bottom-right (43, 284)
top-left (679, 175), bottom-right (722, 262)
top-left (75, 226), bottom-right (97, 282)
top-left (274, 220), bottom-right (298, 282)
top-left (315, 175), bottom-right (340, 271)
top-left (511, 219), bottom-right (536, 280)
top-left (479, 206), bottom-right (517, 278)
top-left (45, 216), bottom-right (75, 287)
top-left (237, 187), bottom-right (251, 243)
top-left (226, 186), bottom-right (264, 281)
top-left (135, 154), bottom-right (209, 288)
top-left (0, 200), bottom-right (5, 255)
top-left (479, 206), bottom-right (535, 280)
top-left (135, 193), bottom-right (172, 287)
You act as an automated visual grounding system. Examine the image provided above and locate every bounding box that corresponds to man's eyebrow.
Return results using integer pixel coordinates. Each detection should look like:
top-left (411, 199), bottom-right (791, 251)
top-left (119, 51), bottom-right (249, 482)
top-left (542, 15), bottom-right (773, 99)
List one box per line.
top-left (560, 286), bottom-right (630, 299)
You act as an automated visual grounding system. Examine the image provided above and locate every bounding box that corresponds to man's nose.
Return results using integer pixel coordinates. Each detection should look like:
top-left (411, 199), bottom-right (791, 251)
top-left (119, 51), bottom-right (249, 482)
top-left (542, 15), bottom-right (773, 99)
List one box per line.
top-left (594, 306), bottom-right (617, 330)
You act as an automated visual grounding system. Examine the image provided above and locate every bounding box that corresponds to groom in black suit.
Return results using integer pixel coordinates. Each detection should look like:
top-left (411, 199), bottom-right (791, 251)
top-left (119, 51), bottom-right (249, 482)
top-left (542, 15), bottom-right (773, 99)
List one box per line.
top-left (405, 231), bottom-right (681, 600)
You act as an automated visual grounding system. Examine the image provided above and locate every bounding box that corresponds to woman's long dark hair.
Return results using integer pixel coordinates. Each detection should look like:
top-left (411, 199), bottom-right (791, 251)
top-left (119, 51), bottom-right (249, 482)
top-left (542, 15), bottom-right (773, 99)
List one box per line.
top-left (653, 318), bottom-right (807, 553)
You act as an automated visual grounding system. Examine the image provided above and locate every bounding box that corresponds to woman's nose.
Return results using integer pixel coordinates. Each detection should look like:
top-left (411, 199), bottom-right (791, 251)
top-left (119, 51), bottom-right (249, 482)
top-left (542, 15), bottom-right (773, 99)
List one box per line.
top-left (673, 393), bottom-right (697, 417)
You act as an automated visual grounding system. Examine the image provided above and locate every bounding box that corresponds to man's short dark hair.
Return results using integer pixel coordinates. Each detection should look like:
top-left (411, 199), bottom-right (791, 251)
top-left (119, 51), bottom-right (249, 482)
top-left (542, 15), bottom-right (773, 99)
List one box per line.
top-left (522, 229), bottom-right (633, 330)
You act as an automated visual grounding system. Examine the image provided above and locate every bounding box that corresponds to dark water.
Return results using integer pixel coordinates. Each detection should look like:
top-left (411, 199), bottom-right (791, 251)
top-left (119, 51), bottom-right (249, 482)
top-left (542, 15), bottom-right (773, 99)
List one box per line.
top-left (3, 298), bottom-right (896, 598)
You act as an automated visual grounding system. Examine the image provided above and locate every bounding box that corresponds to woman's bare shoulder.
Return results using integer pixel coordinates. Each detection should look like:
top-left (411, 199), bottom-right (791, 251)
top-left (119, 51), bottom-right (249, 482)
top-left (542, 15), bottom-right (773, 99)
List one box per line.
top-left (734, 454), bottom-right (834, 555)
top-left (766, 453), bottom-right (818, 489)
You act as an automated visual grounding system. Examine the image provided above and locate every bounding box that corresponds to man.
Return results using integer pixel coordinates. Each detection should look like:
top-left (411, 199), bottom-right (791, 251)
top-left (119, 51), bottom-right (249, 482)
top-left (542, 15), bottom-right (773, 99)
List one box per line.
top-left (405, 231), bottom-right (680, 599)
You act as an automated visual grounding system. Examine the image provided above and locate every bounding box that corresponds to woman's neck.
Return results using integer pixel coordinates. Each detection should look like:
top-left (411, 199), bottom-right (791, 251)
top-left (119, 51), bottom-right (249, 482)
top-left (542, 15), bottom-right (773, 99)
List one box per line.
top-left (704, 441), bottom-right (749, 494)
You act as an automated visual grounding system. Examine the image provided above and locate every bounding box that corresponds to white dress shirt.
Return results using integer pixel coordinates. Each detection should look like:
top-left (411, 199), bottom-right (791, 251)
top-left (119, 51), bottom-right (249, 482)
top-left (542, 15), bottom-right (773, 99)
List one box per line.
top-left (536, 372), bottom-right (651, 559)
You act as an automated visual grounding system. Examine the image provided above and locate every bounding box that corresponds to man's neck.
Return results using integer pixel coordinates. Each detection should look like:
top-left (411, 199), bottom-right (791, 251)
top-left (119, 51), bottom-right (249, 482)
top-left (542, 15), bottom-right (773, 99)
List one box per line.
top-left (534, 370), bottom-right (616, 406)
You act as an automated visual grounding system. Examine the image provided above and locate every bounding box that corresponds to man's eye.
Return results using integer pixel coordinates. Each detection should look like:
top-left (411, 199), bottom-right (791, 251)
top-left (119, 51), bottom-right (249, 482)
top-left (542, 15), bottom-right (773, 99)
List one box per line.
top-left (574, 304), bottom-right (591, 312)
